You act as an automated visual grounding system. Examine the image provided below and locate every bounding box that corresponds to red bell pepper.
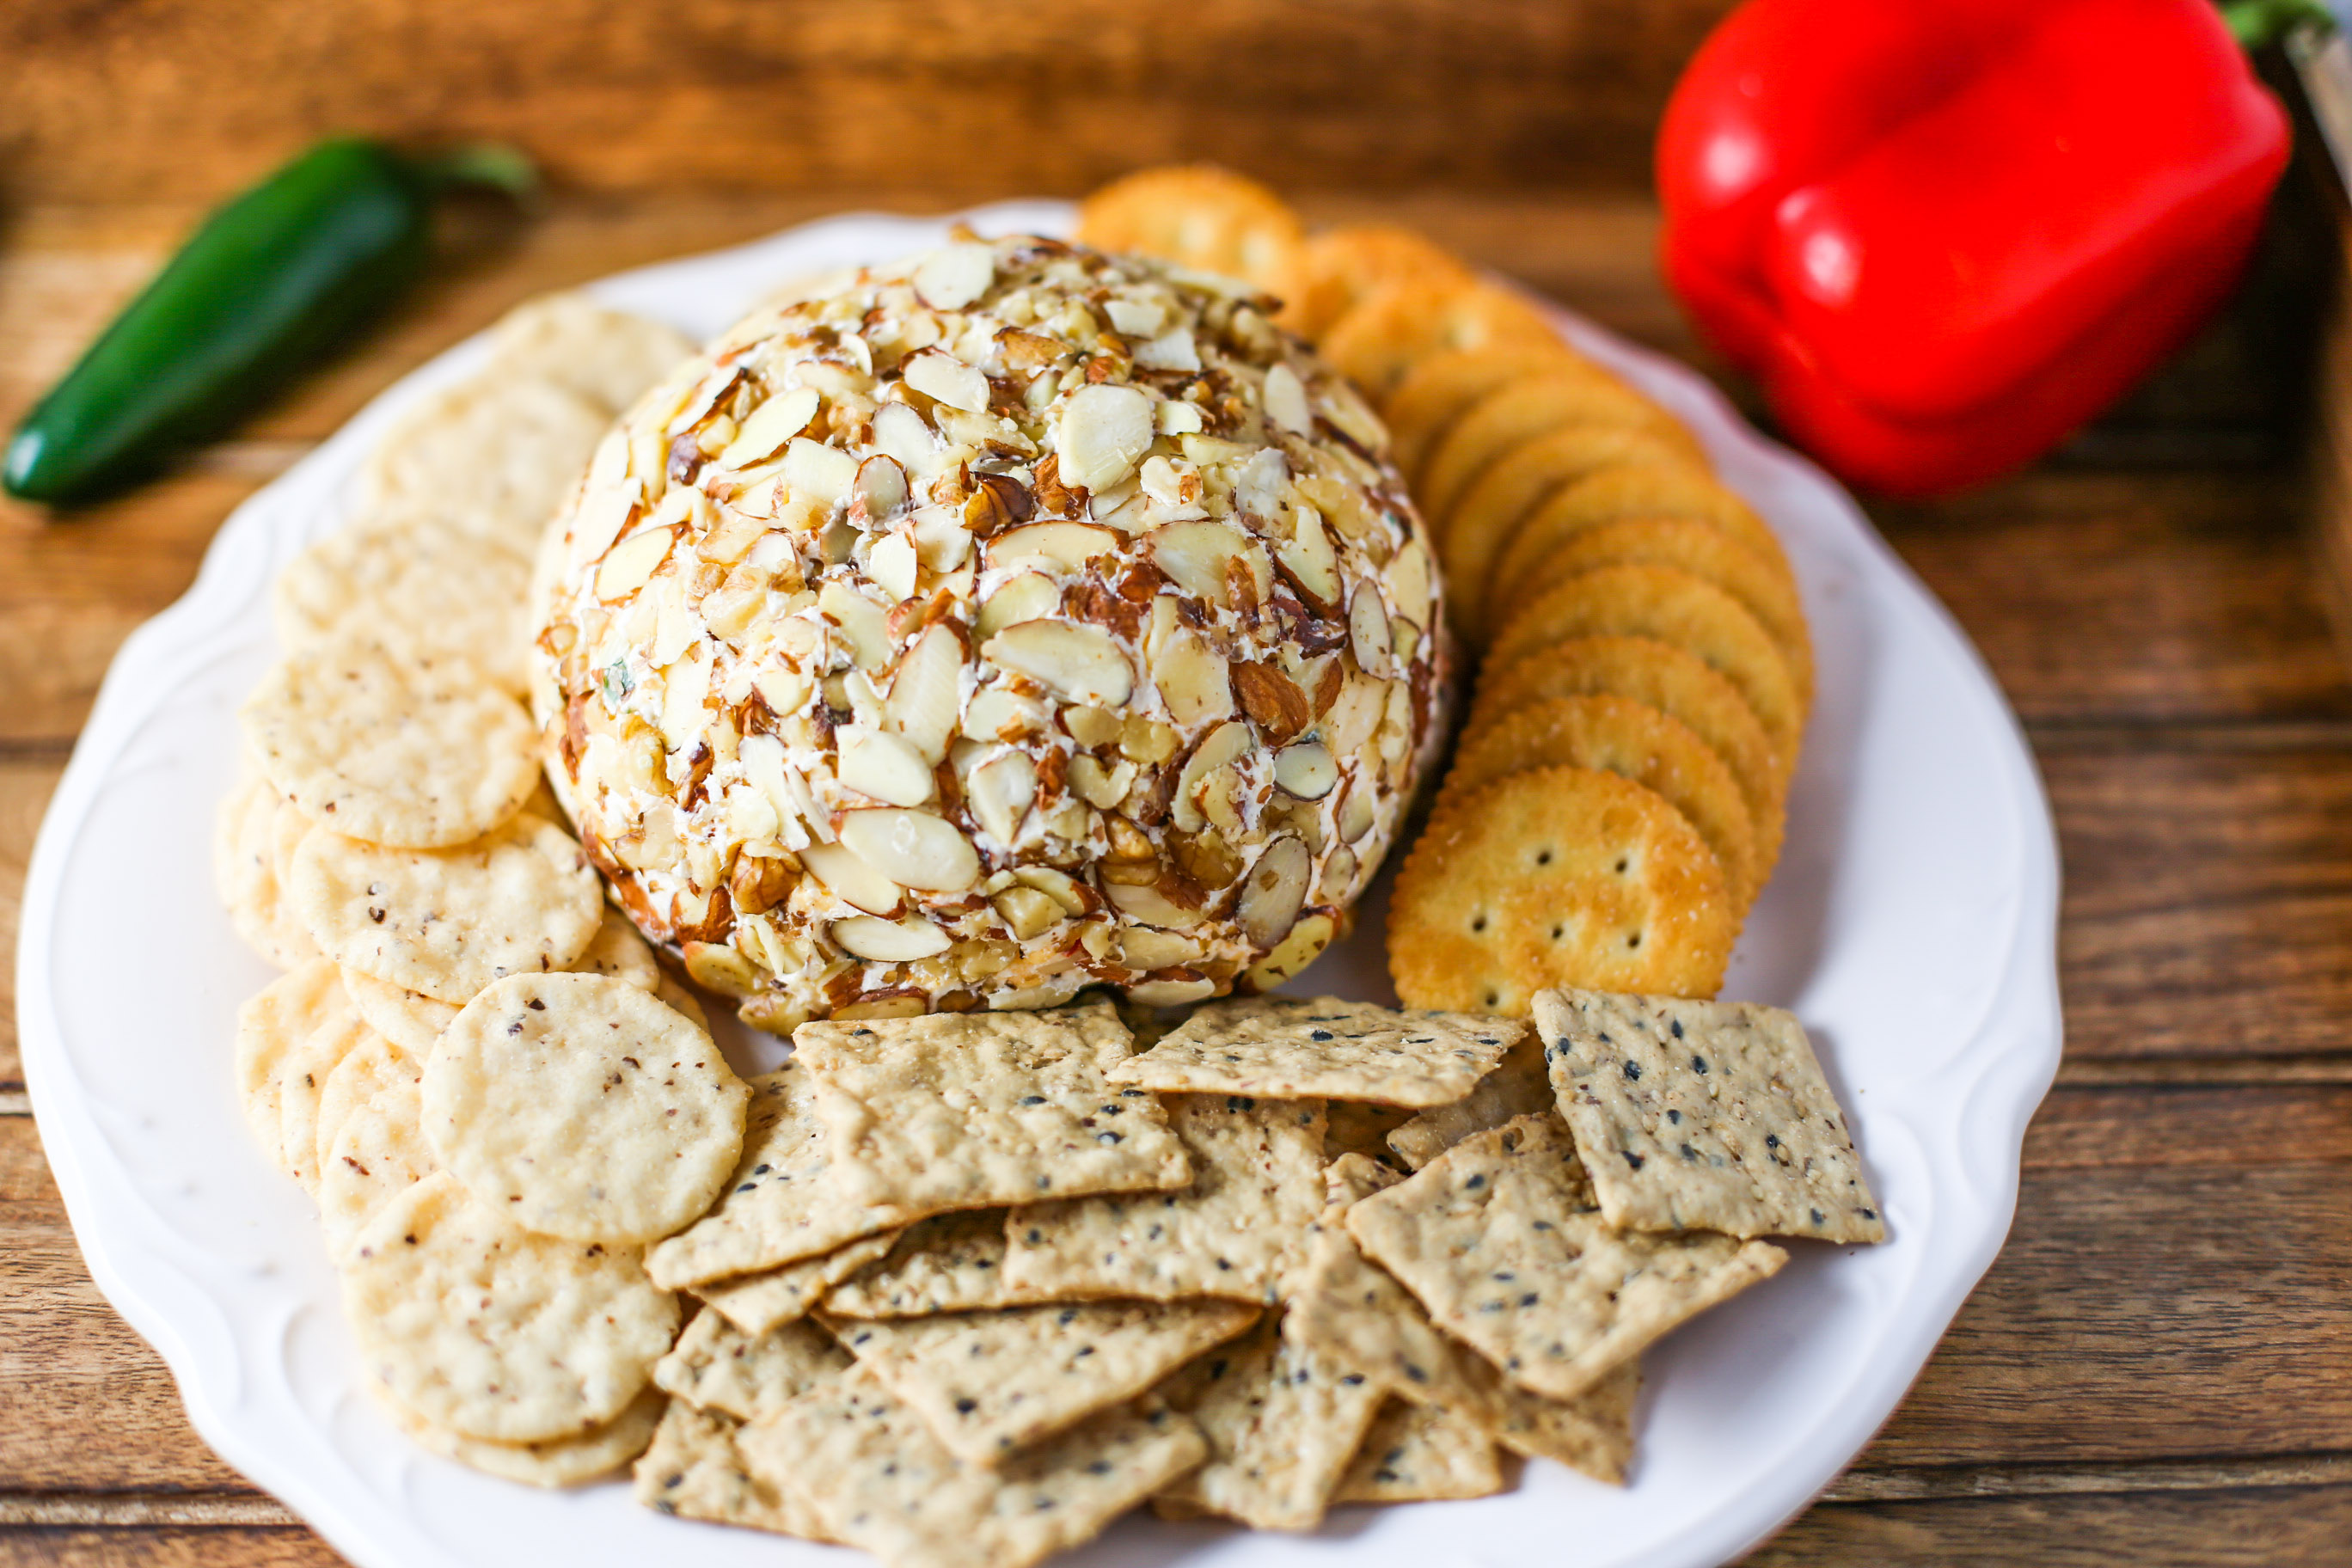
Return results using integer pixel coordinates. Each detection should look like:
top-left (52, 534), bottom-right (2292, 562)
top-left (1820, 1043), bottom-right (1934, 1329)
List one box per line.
top-left (1657, 0), bottom-right (2291, 496)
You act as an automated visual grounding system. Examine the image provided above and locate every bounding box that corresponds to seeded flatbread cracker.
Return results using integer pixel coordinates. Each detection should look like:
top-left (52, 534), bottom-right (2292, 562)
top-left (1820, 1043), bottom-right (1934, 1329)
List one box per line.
top-left (1387, 767), bottom-right (1736, 1014)
top-left (824, 1298), bottom-right (1256, 1464)
top-left (1001, 1093), bottom-right (1328, 1304)
top-left (389, 1386), bottom-right (665, 1489)
top-left (1489, 462), bottom-right (1793, 622)
top-left (425, 972), bottom-right (749, 1245)
top-left (1075, 165), bottom-right (1305, 296)
top-left (1438, 432), bottom-right (1697, 640)
top-left (1283, 224), bottom-right (1474, 341)
top-left (1487, 564), bottom-right (1804, 767)
top-left (290, 814), bottom-right (603, 1004)
top-left (1154, 1314), bottom-right (1384, 1530)
top-left (634, 1400), bottom-right (833, 1538)
top-left (651, 1308), bottom-right (852, 1423)
top-left (1386, 1034), bottom-right (1552, 1172)
top-left (736, 1365), bottom-right (1206, 1568)
top-left (696, 1232), bottom-right (905, 1335)
top-left (1444, 695), bottom-right (1761, 911)
top-left (273, 511), bottom-right (534, 696)
top-left (1383, 343), bottom-right (1598, 481)
top-left (1333, 1400), bottom-right (1504, 1504)
top-left (342, 967), bottom-right (462, 1056)
top-left (1281, 1153), bottom-right (1638, 1483)
top-left (485, 292), bottom-right (697, 415)
top-left (1534, 988), bottom-right (1884, 1244)
top-left (319, 1058), bottom-right (437, 1266)
top-left (1109, 995), bottom-right (1522, 1107)
top-left (1470, 634), bottom-right (1786, 872)
top-left (1320, 280), bottom-right (1559, 402)
top-left (1503, 517), bottom-right (1813, 706)
top-left (824, 1210), bottom-right (1050, 1319)
top-left (646, 1063), bottom-right (912, 1291)
top-left (215, 769), bottom-right (320, 968)
top-left (1346, 1114), bottom-right (1785, 1402)
top-left (794, 1002), bottom-right (1191, 1216)
top-left (1418, 372), bottom-right (1702, 532)
top-left (241, 640), bottom-right (540, 851)
top-left (359, 374), bottom-right (609, 548)
top-left (1326, 1099), bottom-right (1416, 1165)
top-left (343, 1172), bottom-right (679, 1442)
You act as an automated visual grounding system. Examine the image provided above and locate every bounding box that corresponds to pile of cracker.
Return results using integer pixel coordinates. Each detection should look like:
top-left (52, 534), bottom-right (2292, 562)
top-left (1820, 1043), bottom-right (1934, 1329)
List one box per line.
top-left (1079, 166), bottom-right (1809, 1014)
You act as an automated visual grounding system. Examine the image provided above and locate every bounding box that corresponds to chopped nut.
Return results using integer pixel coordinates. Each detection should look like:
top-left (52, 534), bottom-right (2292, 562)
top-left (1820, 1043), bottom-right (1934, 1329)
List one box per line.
top-left (992, 885), bottom-right (1063, 940)
top-left (728, 853), bottom-right (800, 916)
top-left (962, 473), bottom-right (1035, 536)
top-left (1230, 661), bottom-right (1311, 745)
top-left (683, 940), bottom-right (763, 996)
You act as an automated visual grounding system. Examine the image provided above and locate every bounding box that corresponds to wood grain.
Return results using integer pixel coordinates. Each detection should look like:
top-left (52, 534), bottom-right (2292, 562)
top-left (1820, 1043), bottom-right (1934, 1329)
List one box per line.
top-left (0, 762), bottom-right (60, 1092)
top-left (0, 1528), bottom-right (342, 1566)
top-left (1749, 1484), bottom-right (2352, 1567)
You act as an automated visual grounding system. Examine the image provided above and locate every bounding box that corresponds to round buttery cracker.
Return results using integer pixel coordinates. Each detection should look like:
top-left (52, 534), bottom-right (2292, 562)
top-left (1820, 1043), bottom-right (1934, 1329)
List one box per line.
top-left (342, 1171), bottom-right (679, 1442)
top-left (320, 1053), bottom-right (437, 1266)
top-left (424, 973), bottom-right (750, 1245)
top-left (242, 640), bottom-right (540, 850)
top-left (1075, 165), bottom-right (1307, 295)
top-left (1384, 342), bottom-right (1605, 481)
top-left (1491, 462), bottom-right (1792, 602)
top-left (1487, 564), bottom-right (1804, 768)
top-left (290, 814), bottom-right (603, 1004)
top-left (484, 292), bottom-right (696, 416)
top-left (1446, 694), bottom-right (1760, 910)
top-left (1387, 765), bottom-right (1735, 1014)
top-left (1283, 224), bottom-right (1474, 340)
top-left (1418, 371), bottom-right (1704, 527)
top-left (1320, 279), bottom-right (1559, 402)
top-left (383, 1385), bottom-right (665, 1488)
top-left (358, 374), bottom-right (609, 548)
top-left (1471, 635), bottom-right (1786, 873)
top-left (273, 511), bottom-right (534, 695)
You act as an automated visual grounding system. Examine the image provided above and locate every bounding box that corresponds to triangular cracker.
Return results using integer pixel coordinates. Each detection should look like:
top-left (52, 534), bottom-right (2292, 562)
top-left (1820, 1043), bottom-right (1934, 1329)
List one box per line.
top-left (820, 1299), bottom-right (1257, 1463)
top-left (1109, 995), bottom-right (1523, 1107)
top-left (1333, 1400), bottom-right (1505, 1504)
top-left (737, 1365), bottom-right (1206, 1568)
top-left (1001, 1094), bottom-right (1330, 1303)
top-left (795, 1001), bottom-right (1191, 1216)
top-left (1535, 988), bottom-right (1884, 1242)
top-left (1154, 1314), bottom-right (1385, 1530)
top-left (646, 1062), bottom-right (910, 1291)
top-left (1346, 1113), bottom-right (1785, 1402)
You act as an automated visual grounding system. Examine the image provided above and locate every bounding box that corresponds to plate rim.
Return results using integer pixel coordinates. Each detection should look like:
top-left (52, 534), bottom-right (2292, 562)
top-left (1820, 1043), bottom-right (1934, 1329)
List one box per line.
top-left (15, 200), bottom-right (2064, 1568)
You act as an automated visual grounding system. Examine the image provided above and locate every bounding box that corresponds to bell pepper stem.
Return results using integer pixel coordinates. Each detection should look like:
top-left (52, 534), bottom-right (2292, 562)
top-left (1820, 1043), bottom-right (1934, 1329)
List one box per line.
top-left (2220, 0), bottom-right (2335, 50)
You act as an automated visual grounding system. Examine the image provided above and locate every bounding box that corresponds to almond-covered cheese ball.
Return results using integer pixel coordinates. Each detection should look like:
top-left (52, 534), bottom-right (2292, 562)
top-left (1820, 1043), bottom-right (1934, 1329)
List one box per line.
top-left (533, 234), bottom-right (1446, 1032)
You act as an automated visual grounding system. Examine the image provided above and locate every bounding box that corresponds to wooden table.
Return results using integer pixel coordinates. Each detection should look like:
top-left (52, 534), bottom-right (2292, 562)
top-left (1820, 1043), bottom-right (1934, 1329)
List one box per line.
top-left (7, 6), bottom-right (2352, 1564)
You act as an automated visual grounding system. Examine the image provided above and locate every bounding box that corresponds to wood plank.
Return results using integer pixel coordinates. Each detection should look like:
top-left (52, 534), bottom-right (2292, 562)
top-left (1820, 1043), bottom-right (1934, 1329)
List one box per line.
top-left (0, 762), bottom-right (62, 1092)
top-left (0, 1527), bottom-right (343, 1566)
top-left (1751, 1483), bottom-right (2352, 1567)
top-left (2053, 747), bottom-right (2352, 1059)
top-left (0, 0), bottom-right (1736, 205)
top-left (2024, 1085), bottom-right (2352, 1170)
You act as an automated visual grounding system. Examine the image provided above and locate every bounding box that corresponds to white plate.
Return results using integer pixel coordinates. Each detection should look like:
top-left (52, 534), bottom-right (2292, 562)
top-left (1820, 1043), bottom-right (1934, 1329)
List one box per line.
top-left (16, 202), bottom-right (2061, 1568)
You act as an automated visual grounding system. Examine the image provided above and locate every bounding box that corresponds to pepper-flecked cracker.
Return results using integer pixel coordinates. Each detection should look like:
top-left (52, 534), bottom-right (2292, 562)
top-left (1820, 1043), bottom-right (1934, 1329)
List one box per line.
top-left (646, 1063), bottom-right (913, 1291)
top-left (215, 766), bottom-right (320, 969)
top-left (651, 1308), bottom-right (852, 1424)
top-left (824, 1210), bottom-right (1049, 1320)
top-left (1387, 766), bottom-right (1736, 1014)
top-left (388, 1385), bottom-right (665, 1489)
top-left (1386, 1034), bottom-right (1552, 1172)
top-left (1534, 988), bottom-right (1885, 1244)
top-left (1347, 1114), bottom-right (1785, 1402)
top-left (342, 1172), bottom-right (680, 1443)
top-left (1109, 995), bottom-right (1523, 1108)
top-left (698, 1230), bottom-right (905, 1335)
top-left (1001, 1094), bottom-right (1329, 1304)
top-left (1333, 1400), bottom-right (1505, 1504)
top-left (1283, 1154), bottom-right (1639, 1483)
top-left (822, 1299), bottom-right (1258, 1464)
top-left (737, 1365), bottom-right (1208, 1568)
top-left (795, 1002), bottom-right (1191, 1216)
top-left (272, 511), bottom-right (534, 697)
top-left (1153, 1313), bottom-right (1387, 1530)
top-left (634, 1400), bottom-right (834, 1539)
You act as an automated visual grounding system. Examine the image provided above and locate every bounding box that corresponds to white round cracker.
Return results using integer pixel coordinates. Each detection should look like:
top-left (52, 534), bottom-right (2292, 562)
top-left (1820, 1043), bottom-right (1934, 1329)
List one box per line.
top-left (571, 908), bottom-right (663, 994)
top-left (383, 1385), bottom-right (665, 1488)
top-left (290, 815), bottom-right (603, 1004)
top-left (358, 374), bottom-right (610, 549)
top-left (315, 1029), bottom-right (420, 1182)
top-left (486, 293), bottom-right (697, 416)
top-left (233, 961), bottom-right (345, 1175)
top-left (424, 973), bottom-right (749, 1246)
top-left (273, 511), bottom-right (533, 695)
top-left (343, 1172), bottom-right (679, 1443)
top-left (320, 1057), bottom-right (438, 1266)
top-left (215, 770), bottom-right (319, 969)
top-left (242, 640), bottom-right (541, 850)
top-left (343, 968), bottom-right (462, 1057)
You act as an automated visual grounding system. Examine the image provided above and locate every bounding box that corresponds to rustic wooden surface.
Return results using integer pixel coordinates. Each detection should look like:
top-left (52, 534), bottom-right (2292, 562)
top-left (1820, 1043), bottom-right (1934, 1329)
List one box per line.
top-left (5, 7), bottom-right (2352, 1558)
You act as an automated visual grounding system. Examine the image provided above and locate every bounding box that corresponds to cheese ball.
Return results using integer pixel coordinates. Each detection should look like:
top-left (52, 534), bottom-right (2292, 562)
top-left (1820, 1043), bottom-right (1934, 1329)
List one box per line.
top-left (533, 234), bottom-right (1446, 1031)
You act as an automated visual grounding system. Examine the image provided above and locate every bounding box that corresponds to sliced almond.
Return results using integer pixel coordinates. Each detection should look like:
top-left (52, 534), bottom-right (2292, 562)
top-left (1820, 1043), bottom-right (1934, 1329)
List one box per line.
top-left (1384, 538), bottom-right (1433, 626)
top-left (1013, 866), bottom-right (1089, 916)
top-left (1261, 363), bottom-right (1313, 435)
top-left (832, 914), bottom-right (953, 962)
top-left (981, 620), bottom-right (1134, 707)
top-left (1274, 504), bottom-right (1343, 614)
top-left (1238, 835), bottom-right (1310, 950)
top-left (837, 726), bottom-right (937, 806)
top-left (1063, 705), bottom-right (1124, 748)
top-left (1348, 585), bottom-right (1394, 678)
top-left (595, 526), bottom-right (676, 601)
top-left (819, 580), bottom-right (892, 671)
top-left (1148, 520), bottom-right (1254, 607)
top-left (1230, 661), bottom-right (1311, 745)
top-left (1322, 672), bottom-right (1387, 755)
top-left (962, 684), bottom-right (1049, 744)
top-left (976, 572), bottom-right (1062, 640)
top-left (1103, 879), bottom-right (1203, 930)
top-left (1173, 720), bottom-right (1254, 835)
top-left (1272, 740), bottom-right (1337, 800)
top-left (839, 807), bottom-right (982, 891)
top-left (1056, 383), bottom-right (1154, 491)
top-left (1156, 401), bottom-right (1205, 437)
top-left (1134, 326), bottom-right (1200, 372)
top-left (1118, 928), bottom-right (1202, 970)
top-left (965, 749), bottom-right (1038, 844)
top-left (1318, 843), bottom-right (1358, 903)
top-left (867, 532), bottom-right (919, 603)
top-left (903, 348), bottom-right (990, 413)
top-left (1337, 782), bottom-right (1376, 843)
top-left (1104, 297), bottom-right (1165, 338)
top-left (1152, 630), bottom-right (1234, 729)
top-left (1244, 910), bottom-right (1333, 990)
top-left (800, 840), bottom-right (904, 916)
top-left (683, 940), bottom-right (763, 996)
top-left (783, 436), bottom-right (860, 512)
top-left (913, 242), bottom-right (996, 311)
top-left (873, 400), bottom-right (940, 475)
top-left (986, 522), bottom-right (1121, 575)
top-left (1068, 754), bottom-right (1136, 810)
top-left (718, 383), bottom-right (821, 470)
top-left (850, 455), bottom-right (911, 530)
top-left (1127, 977), bottom-right (1218, 1006)
top-left (883, 623), bottom-right (965, 764)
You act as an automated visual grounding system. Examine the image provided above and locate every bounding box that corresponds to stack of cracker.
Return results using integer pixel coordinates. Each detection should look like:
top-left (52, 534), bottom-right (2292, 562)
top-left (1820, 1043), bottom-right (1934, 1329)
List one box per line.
top-left (1078, 166), bottom-right (1810, 1013)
